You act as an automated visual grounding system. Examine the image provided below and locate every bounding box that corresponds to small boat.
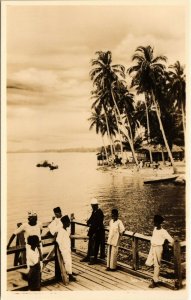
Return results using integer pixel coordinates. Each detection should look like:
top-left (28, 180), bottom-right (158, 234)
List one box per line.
top-left (144, 175), bottom-right (178, 184)
top-left (36, 160), bottom-right (58, 171)
top-left (49, 165), bottom-right (58, 171)
top-left (174, 176), bottom-right (186, 185)
top-left (36, 160), bottom-right (50, 168)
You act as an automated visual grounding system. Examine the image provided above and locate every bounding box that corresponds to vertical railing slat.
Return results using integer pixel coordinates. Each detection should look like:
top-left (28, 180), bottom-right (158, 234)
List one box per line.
top-left (132, 236), bottom-right (139, 270)
top-left (14, 223), bottom-right (26, 265)
top-left (70, 214), bottom-right (76, 252)
top-left (54, 243), bottom-right (62, 281)
top-left (173, 239), bottom-right (182, 289)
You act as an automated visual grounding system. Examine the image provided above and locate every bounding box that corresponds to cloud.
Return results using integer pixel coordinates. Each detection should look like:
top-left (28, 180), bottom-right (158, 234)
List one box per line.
top-left (8, 51), bottom-right (91, 71)
top-left (114, 33), bottom-right (185, 68)
top-left (7, 106), bottom-right (101, 151)
top-left (7, 66), bottom-right (92, 108)
top-left (5, 3), bottom-right (187, 151)
top-left (8, 68), bottom-right (63, 91)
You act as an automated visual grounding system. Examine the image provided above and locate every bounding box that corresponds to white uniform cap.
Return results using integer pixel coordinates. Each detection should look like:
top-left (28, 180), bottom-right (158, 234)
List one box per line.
top-left (90, 198), bottom-right (98, 205)
top-left (28, 211), bottom-right (37, 217)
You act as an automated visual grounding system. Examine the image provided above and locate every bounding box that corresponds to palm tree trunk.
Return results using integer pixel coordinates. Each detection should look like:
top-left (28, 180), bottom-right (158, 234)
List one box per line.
top-left (145, 93), bottom-right (153, 163)
top-left (181, 102), bottom-right (186, 143)
top-left (151, 90), bottom-right (177, 173)
top-left (101, 135), bottom-right (109, 164)
top-left (110, 135), bottom-right (116, 156)
top-left (126, 116), bottom-right (134, 146)
top-left (161, 145), bottom-right (165, 165)
top-left (104, 109), bottom-right (114, 158)
top-left (114, 109), bottom-right (124, 164)
top-left (111, 89), bottom-right (138, 165)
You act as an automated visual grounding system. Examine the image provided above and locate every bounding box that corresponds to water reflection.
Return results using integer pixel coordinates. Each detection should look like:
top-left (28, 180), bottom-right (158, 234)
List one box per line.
top-left (7, 153), bottom-right (185, 241)
top-left (95, 174), bottom-right (185, 240)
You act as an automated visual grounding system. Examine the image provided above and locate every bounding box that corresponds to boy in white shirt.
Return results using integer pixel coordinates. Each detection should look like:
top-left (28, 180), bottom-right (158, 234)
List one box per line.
top-left (27, 235), bottom-right (43, 291)
top-left (106, 209), bottom-right (125, 271)
top-left (56, 215), bottom-right (76, 282)
top-left (146, 214), bottom-right (174, 288)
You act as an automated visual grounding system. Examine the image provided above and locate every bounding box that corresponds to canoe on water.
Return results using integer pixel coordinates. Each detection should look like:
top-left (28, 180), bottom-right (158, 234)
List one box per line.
top-left (144, 175), bottom-right (179, 184)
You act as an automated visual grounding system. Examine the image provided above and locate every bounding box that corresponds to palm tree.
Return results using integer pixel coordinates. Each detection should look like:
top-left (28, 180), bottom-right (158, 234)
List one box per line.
top-left (128, 45), bottom-right (177, 172)
top-left (117, 85), bottom-right (138, 145)
top-left (90, 51), bottom-right (138, 165)
top-left (91, 90), bottom-right (117, 158)
top-left (110, 81), bottom-right (136, 164)
top-left (88, 108), bottom-right (109, 163)
top-left (168, 61), bottom-right (186, 142)
top-left (134, 98), bottom-right (153, 163)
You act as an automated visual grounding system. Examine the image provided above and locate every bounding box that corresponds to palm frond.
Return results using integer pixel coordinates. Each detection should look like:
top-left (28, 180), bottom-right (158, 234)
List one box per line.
top-left (152, 56), bottom-right (167, 63)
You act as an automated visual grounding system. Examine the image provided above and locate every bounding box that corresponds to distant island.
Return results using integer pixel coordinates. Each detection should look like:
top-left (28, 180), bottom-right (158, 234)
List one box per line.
top-left (7, 147), bottom-right (100, 153)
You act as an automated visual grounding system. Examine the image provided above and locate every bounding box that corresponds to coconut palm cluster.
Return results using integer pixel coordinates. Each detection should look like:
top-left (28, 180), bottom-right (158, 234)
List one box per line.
top-left (88, 46), bottom-right (186, 172)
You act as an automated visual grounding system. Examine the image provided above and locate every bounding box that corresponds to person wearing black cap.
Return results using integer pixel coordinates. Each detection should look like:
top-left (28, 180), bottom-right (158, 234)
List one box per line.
top-left (48, 207), bottom-right (63, 236)
top-left (146, 214), bottom-right (174, 288)
top-left (56, 215), bottom-right (76, 282)
top-left (106, 209), bottom-right (125, 271)
top-left (81, 198), bottom-right (105, 264)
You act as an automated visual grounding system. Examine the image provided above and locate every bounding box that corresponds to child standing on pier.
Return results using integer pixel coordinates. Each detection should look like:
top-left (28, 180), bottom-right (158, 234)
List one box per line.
top-left (106, 209), bottom-right (125, 271)
top-left (27, 235), bottom-right (43, 291)
top-left (146, 214), bottom-right (174, 288)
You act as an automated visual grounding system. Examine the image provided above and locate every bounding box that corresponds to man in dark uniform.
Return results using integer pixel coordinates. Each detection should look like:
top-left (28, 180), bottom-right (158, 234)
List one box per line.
top-left (81, 198), bottom-right (105, 264)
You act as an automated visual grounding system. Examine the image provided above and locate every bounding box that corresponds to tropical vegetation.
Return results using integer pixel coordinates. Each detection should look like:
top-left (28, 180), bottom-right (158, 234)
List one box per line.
top-left (88, 47), bottom-right (186, 172)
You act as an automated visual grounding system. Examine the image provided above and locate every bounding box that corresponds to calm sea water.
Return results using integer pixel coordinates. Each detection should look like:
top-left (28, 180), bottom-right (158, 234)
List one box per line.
top-left (7, 152), bottom-right (186, 241)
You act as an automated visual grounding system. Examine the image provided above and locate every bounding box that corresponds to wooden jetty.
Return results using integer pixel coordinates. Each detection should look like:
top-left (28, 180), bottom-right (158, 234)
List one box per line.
top-left (7, 216), bottom-right (186, 291)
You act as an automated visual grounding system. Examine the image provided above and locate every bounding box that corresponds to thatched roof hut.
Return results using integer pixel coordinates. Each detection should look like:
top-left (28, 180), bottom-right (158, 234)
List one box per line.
top-left (137, 144), bottom-right (184, 161)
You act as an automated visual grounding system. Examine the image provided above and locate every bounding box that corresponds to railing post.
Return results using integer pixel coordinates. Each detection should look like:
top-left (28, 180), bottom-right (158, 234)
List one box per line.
top-left (132, 236), bottom-right (139, 270)
top-left (54, 243), bottom-right (62, 281)
top-left (55, 245), bottom-right (69, 285)
top-left (14, 223), bottom-right (26, 266)
top-left (173, 239), bottom-right (182, 289)
top-left (70, 213), bottom-right (76, 252)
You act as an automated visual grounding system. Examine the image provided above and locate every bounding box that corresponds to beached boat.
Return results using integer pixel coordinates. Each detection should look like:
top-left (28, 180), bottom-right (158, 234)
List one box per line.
top-left (144, 174), bottom-right (178, 184)
top-left (174, 175), bottom-right (186, 185)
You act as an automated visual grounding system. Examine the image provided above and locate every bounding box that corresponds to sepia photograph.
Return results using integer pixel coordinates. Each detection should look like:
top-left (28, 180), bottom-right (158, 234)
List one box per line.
top-left (1, 0), bottom-right (189, 299)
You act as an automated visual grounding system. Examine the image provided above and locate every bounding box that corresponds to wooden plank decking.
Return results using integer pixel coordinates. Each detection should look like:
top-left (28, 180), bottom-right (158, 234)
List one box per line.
top-left (40, 252), bottom-right (168, 291)
top-left (7, 220), bottom-right (186, 292)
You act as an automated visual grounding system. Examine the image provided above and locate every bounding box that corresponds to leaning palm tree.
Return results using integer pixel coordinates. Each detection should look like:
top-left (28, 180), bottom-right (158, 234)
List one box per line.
top-left (168, 61), bottom-right (186, 142)
top-left (94, 85), bottom-right (125, 160)
top-left (90, 51), bottom-right (138, 165)
top-left (144, 93), bottom-right (153, 163)
top-left (115, 83), bottom-right (138, 143)
top-left (91, 90), bottom-right (116, 158)
top-left (128, 45), bottom-right (176, 172)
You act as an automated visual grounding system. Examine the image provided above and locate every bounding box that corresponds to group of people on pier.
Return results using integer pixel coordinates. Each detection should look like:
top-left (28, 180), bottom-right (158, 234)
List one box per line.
top-left (7, 199), bottom-right (174, 291)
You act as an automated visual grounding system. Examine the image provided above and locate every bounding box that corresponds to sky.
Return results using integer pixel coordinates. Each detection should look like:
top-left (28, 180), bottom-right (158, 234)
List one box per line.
top-left (4, 0), bottom-right (187, 152)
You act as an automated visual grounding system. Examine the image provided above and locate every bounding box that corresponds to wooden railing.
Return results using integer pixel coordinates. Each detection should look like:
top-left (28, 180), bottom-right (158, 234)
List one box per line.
top-left (7, 222), bottom-right (63, 291)
top-left (70, 216), bottom-right (186, 290)
top-left (7, 217), bottom-right (186, 291)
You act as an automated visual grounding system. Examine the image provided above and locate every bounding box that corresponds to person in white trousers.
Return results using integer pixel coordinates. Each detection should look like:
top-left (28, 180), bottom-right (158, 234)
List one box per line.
top-left (27, 235), bottom-right (43, 291)
top-left (106, 209), bottom-right (125, 271)
top-left (146, 214), bottom-right (174, 288)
